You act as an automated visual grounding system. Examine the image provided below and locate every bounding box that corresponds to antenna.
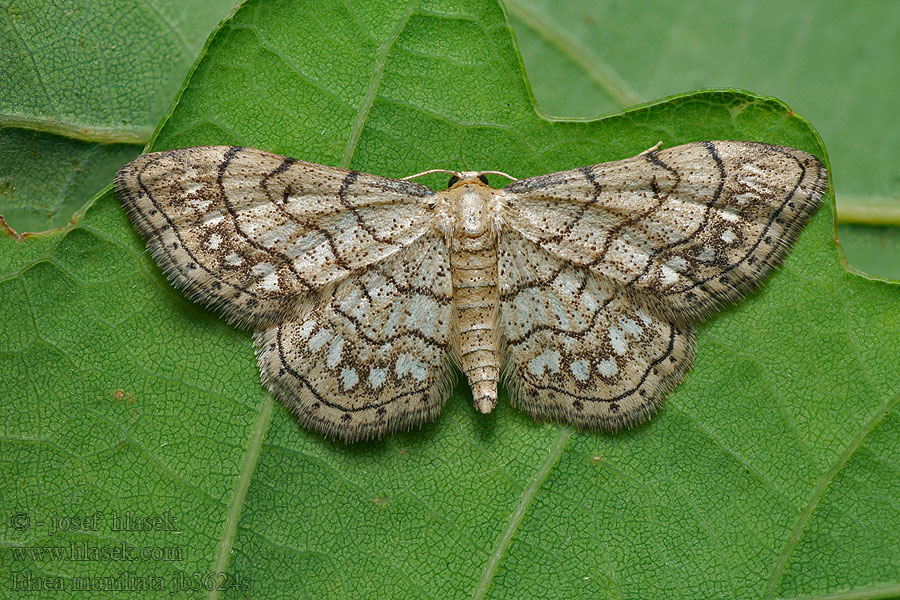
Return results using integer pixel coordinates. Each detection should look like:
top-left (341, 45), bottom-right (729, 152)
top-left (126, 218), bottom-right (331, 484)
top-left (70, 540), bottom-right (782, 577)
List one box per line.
top-left (401, 169), bottom-right (458, 180)
top-left (402, 169), bottom-right (518, 182)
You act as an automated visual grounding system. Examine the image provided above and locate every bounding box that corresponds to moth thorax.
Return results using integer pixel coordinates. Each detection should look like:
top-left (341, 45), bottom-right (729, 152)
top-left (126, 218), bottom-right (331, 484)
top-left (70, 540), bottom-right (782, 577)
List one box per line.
top-left (456, 189), bottom-right (491, 238)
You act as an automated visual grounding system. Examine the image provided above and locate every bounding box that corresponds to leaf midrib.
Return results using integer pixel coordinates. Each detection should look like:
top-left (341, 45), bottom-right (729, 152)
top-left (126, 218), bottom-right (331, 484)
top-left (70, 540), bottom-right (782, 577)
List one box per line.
top-left (504, 0), bottom-right (641, 108)
top-left (471, 427), bottom-right (574, 600)
top-left (763, 389), bottom-right (900, 599)
top-left (340, 0), bottom-right (420, 169)
top-left (0, 113), bottom-right (152, 144)
top-left (207, 396), bottom-right (275, 600)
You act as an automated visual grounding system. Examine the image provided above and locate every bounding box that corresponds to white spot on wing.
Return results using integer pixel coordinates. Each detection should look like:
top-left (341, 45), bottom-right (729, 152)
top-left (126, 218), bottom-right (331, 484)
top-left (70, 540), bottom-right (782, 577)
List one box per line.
top-left (368, 368), bottom-right (387, 390)
top-left (528, 349), bottom-right (560, 376)
top-left (597, 358), bottom-right (618, 377)
top-left (570, 359), bottom-right (590, 381)
top-left (326, 336), bottom-right (344, 368)
top-left (407, 295), bottom-right (441, 337)
top-left (396, 353), bottom-right (428, 381)
top-left (341, 368), bottom-right (359, 390)
top-left (660, 265), bottom-right (680, 285)
top-left (207, 233), bottom-right (222, 250)
top-left (618, 317), bottom-right (643, 336)
top-left (666, 257), bottom-right (688, 272)
top-left (719, 208), bottom-right (740, 222)
top-left (252, 262), bottom-right (275, 277)
top-left (698, 246), bottom-right (716, 262)
top-left (259, 271), bottom-right (279, 292)
top-left (224, 252), bottom-right (243, 267)
top-left (609, 326), bottom-right (627, 355)
top-left (295, 321), bottom-right (316, 341)
top-left (740, 174), bottom-right (770, 194)
top-left (183, 181), bottom-right (203, 195)
top-left (203, 211), bottom-right (224, 227)
top-left (188, 198), bottom-right (212, 213)
top-left (308, 329), bottom-right (332, 352)
top-left (743, 163), bottom-right (767, 177)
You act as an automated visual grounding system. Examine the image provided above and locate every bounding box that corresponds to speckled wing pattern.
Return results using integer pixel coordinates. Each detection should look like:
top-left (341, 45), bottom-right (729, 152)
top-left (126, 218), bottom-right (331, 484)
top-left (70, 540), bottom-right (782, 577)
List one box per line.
top-left (498, 229), bottom-right (696, 431)
top-left (116, 146), bottom-right (449, 442)
top-left (115, 146), bottom-right (434, 329)
top-left (254, 232), bottom-right (455, 442)
top-left (116, 141), bottom-right (826, 442)
top-left (499, 141), bottom-right (826, 427)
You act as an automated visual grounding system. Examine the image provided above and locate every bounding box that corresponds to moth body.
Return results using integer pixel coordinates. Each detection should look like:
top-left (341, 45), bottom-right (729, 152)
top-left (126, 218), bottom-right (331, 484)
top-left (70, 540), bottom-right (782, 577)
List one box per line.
top-left (440, 176), bottom-right (503, 414)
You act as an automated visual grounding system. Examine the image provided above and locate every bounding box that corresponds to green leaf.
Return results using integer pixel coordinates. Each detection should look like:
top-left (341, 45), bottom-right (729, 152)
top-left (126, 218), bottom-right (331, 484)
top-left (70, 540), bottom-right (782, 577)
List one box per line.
top-left (0, 127), bottom-right (139, 232)
top-left (0, 0), bottom-right (236, 233)
top-left (507, 0), bottom-right (900, 281)
top-left (0, 0), bottom-right (236, 140)
top-left (838, 225), bottom-right (900, 281)
top-left (1, 2), bottom-right (898, 599)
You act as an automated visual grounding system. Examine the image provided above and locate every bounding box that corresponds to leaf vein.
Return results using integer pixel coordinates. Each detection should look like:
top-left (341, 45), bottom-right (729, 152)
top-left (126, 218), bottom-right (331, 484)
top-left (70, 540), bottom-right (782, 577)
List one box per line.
top-left (471, 427), bottom-right (573, 600)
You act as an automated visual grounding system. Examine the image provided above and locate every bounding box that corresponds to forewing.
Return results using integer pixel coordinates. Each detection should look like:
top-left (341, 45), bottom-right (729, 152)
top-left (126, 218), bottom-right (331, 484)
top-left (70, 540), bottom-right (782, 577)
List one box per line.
top-left (254, 233), bottom-right (455, 443)
top-left (503, 141), bottom-right (827, 322)
top-left (499, 231), bottom-right (695, 430)
top-left (115, 146), bottom-right (434, 329)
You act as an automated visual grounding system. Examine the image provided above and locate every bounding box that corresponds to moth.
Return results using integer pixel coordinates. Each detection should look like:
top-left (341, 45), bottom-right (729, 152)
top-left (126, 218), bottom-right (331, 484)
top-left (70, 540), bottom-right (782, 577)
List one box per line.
top-left (115, 141), bottom-right (826, 443)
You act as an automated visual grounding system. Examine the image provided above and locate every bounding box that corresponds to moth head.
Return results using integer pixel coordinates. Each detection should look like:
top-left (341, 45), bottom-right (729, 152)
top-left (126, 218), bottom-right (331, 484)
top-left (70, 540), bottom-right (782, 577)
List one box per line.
top-left (448, 172), bottom-right (490, 188)
top-left (402, 169), bottom-right (516, 189)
